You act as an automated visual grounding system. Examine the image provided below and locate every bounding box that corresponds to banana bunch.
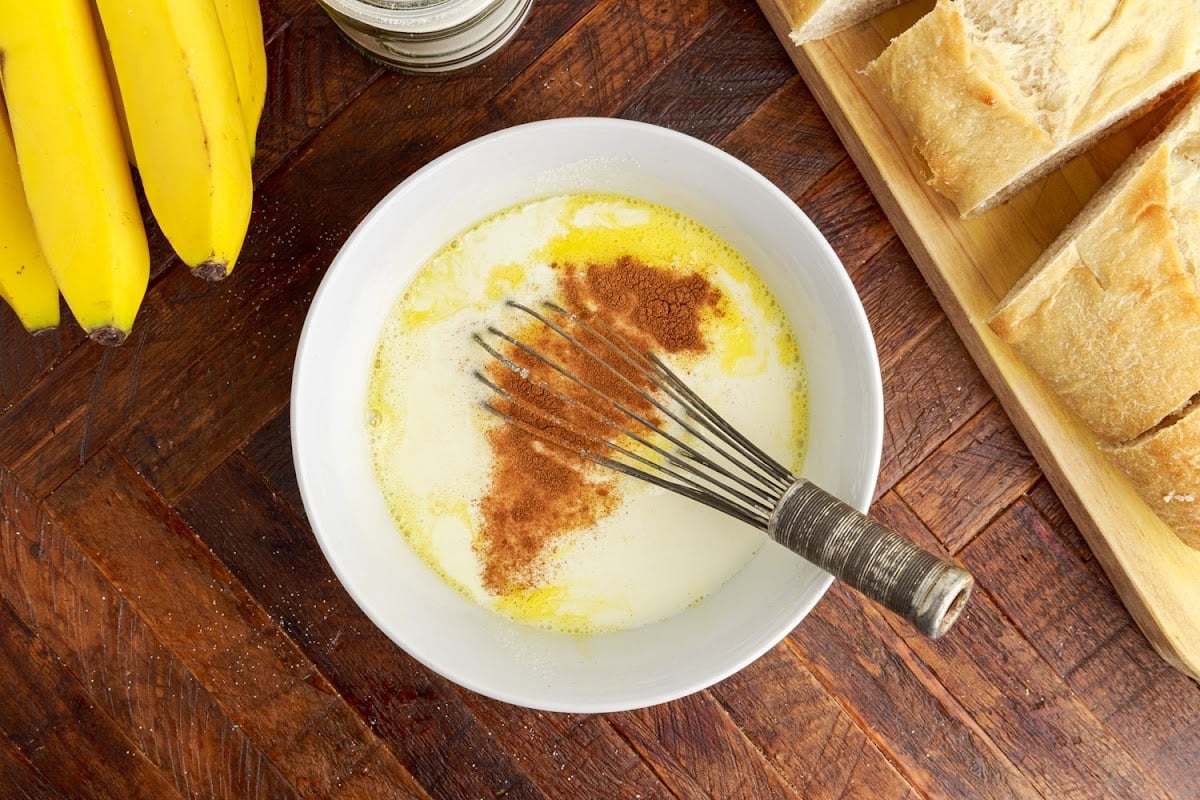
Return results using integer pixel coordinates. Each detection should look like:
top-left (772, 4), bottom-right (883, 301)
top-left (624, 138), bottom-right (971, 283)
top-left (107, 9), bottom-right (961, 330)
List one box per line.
top-left (0, 0), bottom-right (265, 345)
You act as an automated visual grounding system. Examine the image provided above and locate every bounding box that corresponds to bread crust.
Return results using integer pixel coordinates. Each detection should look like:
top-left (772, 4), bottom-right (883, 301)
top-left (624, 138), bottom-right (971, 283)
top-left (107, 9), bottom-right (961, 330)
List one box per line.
top-left (865, 0), bottom-right (1200, 216)
top-left (1104, 403), bottom-right (1200, 549)
top-left (783, 0), bottom-right (905, 44)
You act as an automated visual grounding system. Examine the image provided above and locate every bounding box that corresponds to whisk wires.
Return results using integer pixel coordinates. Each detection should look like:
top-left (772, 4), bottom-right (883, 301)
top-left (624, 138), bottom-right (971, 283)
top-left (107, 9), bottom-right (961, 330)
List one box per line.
top-left (474, 300), bottom-right (797, 531)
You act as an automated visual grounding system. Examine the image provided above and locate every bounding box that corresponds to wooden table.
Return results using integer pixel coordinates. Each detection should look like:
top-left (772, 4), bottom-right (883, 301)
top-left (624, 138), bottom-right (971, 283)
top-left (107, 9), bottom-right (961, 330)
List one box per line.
top-left (1, 1), bottom-right (1196, 797)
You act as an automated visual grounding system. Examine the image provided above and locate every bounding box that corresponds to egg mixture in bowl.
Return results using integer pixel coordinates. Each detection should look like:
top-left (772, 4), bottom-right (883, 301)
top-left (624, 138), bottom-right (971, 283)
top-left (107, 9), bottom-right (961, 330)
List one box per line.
top-left (366, 192), bottom-right (808, 635)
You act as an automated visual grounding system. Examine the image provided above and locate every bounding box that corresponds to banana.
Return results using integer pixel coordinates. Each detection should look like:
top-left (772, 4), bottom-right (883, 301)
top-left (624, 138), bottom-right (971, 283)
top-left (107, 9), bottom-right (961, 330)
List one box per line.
top-left (0, 2), bottom-right (150, 346)
top-left (91, 1), bottom-right (138, 166)
top-left (213, 0), bottom-right (268, 158)
top-left (95, 0), bottom-right (253, 281)
top-left (0, 94), bottom-right (60, 334)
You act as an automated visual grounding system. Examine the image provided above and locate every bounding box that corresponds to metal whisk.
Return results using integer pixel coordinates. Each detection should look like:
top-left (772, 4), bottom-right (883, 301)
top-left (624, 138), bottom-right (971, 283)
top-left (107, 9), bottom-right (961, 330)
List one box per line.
top-left (474, 300), bottom-right (973, 638)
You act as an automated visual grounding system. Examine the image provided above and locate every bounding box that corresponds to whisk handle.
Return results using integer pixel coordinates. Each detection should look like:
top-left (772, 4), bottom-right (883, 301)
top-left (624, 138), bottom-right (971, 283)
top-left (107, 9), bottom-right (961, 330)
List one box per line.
top-left (768, 479), bottom-right (973, 638)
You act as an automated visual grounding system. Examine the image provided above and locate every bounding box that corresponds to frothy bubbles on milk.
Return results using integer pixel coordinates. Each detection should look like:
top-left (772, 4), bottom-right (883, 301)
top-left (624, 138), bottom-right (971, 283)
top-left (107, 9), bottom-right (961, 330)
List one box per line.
top-left (367, 193), bottom-right (808, 635)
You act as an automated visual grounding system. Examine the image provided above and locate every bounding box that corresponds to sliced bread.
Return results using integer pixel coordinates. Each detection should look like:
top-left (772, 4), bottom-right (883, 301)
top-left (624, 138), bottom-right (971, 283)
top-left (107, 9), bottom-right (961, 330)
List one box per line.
top-left (989, 90), bottom-right (1200, 548)
top-left (864, 0), bottom-right (1200, 216)
top-left (1104, 402), bottom-right (1200, 549)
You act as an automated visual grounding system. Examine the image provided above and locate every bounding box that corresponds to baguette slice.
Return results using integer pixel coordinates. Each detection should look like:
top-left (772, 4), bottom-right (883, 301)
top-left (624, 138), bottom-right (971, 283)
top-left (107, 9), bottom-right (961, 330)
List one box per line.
top-left (990, 90), bottom-right (1200, 549)
top-left (783, 0), bottom-right (904, 45)
top-left (864, 0), bottom-right (1200, 216)
top-left (989, 91), bottom-right (1200, 445)
top-left (1104, 401), bottom-right (1200, 550)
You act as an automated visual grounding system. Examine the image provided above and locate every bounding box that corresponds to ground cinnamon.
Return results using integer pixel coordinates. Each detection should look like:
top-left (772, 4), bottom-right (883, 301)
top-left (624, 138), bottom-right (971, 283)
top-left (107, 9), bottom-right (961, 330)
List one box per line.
top-left (477, 257), bottom-right (722, 594)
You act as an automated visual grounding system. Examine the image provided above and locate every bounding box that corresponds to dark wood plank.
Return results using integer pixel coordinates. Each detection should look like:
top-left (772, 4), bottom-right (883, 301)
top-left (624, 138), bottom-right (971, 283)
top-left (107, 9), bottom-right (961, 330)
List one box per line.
top-left (1068, 626), bottom-right (1200, 799)
top-left (494, 0), bottom-right (728, 123)
top-left (963, 499), bottom-right (1200, 799)
top-left (252, 5), bottom-right (386, 183)
top-left (963, 499), bottom-right (1129, 677)
top-left (452, 703), bottom-right (669, 800)
top-left (238, 405), bottom-right (304, 517)
top-left (0, 317), bottom-right (78, 416)
top-left (0, 296), bottom-right (181, 497)
top-left (891, 591), bottom-right (1174, 799)
top-left (1025, 478), bottom-right (1110, 571)
top-left (43, 450), bottom-right (431, 799)
top-left (263, 0), bottom-right (323, 26)
top-left (118, 272), bottom-right (308, 503)
top-left (800, 157), bottom-right (898, 276)
top-left (873, 316), bottom-right (993, 496)
top-left (709, 642), bottom-right (920, 798)
top-left (611, 691), bottom-right (802, 799)
top-left (0, 733), bottom-right (62, 800)
top-left (618, 0), bottom-right (796, 143)
top-left (721, 75), bottom-right (846, 200)
top-left (788, 545), bottom-right (1042, 797)
top-left (0, 599), bottom-right (185, 800)
top-left (0, 466), bottom-right (301, 800)
top-left (896, 400), bottom-right (1040, 552)
top-left (855, 237), bottom-right (941, 377)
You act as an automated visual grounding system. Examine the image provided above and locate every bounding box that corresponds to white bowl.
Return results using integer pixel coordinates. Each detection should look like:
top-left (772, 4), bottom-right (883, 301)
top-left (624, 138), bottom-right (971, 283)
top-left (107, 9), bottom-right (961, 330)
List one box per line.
top-left (291, 117), bottom-right (882, 712)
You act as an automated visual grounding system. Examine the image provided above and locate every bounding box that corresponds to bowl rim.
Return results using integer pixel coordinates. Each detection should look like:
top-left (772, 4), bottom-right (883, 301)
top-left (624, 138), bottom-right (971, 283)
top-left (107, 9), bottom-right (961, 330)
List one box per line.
top-left (291, 116), bottom-right (883, 712)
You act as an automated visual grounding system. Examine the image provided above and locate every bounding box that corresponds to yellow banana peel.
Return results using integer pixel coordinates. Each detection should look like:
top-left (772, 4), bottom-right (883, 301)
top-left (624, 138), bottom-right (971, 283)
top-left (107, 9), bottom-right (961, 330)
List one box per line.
top-left (213, 0), bottom-right (268, 159)
top-left (0, 1), bottom-right (150, 346)
top-left (0, 95), bottom-right (59, 334)
top-left (95, 0), bottom-right (254, 281)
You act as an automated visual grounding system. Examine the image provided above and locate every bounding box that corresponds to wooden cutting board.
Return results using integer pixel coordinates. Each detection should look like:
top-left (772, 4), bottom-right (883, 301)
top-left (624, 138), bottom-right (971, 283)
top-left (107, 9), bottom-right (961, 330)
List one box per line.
top-left (757, 0), bottom-right (1200, 681)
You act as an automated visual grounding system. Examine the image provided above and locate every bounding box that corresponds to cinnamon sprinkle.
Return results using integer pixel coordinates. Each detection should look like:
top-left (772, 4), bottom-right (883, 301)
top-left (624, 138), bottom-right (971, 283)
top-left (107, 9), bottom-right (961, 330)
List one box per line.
top-left (477, 257), bottom-right (722, 594)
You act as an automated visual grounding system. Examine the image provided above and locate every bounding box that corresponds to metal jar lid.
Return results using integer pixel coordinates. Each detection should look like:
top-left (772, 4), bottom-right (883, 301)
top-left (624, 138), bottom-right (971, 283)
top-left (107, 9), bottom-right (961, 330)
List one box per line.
top-left (317, 0), bottom-right (533, 74)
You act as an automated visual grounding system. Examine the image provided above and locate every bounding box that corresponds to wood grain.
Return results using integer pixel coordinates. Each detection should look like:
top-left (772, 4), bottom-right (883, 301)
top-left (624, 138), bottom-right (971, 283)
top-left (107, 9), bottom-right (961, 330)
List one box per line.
top-left (710, 642), bottom-right (919, 798)
top-left (898, 401), bottom-right (1041, 551)
top-left (0, 467), bottom-right (300, 800)
top-left (617, 0), bottom-right (797, 142)
top-left (43, 451), bottom-right (431, 798)
top-left (964, 499), bottom-right (1200, 800)
top-left (722, 76), bottom-right (847, 199)
top-left (790, 582), bottom-right (1043, 799)
top-left (0, 596), bottom-right (185, 800)
top-left (612, 693), bottom-right (803, 798)
top-left (495, 0), bottom-right (728, 123)
top-left (756, 0), bottom-right (1200, 680)
top-left (0, 1), bottom-right (1196, 796)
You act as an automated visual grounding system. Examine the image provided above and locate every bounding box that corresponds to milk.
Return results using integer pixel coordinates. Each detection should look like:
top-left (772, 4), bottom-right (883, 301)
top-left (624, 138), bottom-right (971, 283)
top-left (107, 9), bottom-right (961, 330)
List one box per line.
top-left (367, 193), bottom-right (807, 634)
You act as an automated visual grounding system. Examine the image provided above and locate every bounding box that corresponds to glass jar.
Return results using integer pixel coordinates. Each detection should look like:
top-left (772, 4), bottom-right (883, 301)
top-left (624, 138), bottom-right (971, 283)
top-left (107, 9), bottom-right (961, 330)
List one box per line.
top-left (316, 0), bottom-right (534, 74)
